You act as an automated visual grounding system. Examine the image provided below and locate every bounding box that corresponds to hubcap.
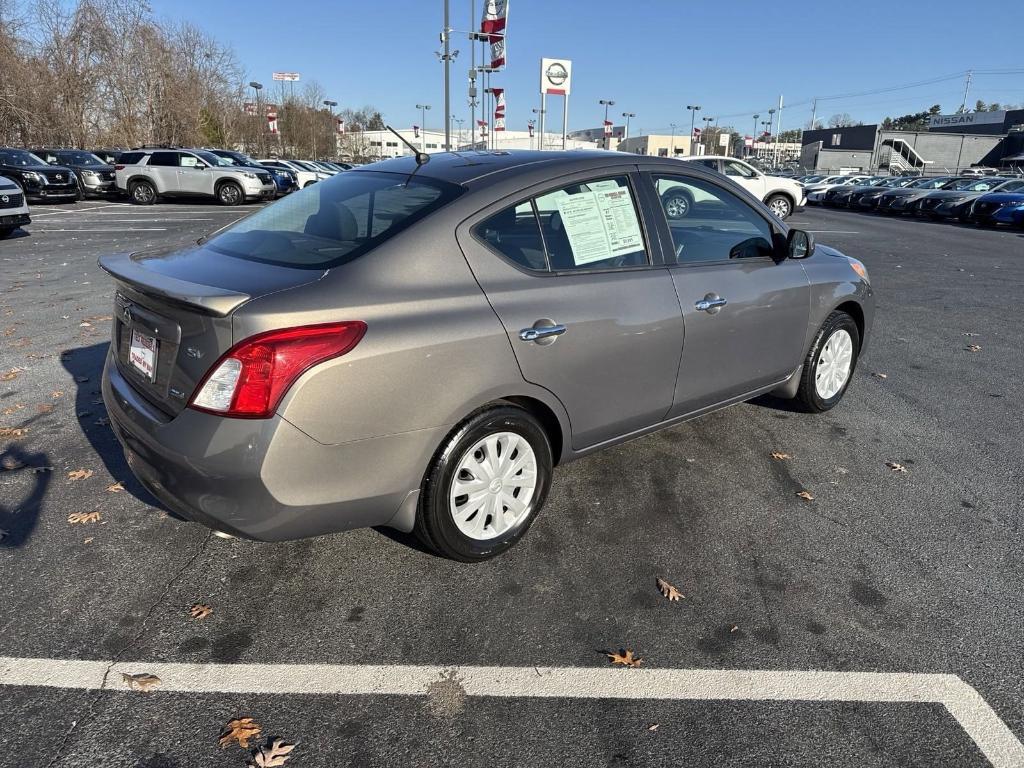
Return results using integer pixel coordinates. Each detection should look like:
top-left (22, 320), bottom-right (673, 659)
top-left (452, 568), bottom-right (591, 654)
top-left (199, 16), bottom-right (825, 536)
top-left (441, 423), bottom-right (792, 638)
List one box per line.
top-left (815, 329), bottom-right (854, 400)
top-left (665, 196), bottom-right (689, 218)
top-left (449, 431), bottom-right (538, 541)
top-left (770, 198), bottom-right (791, 217)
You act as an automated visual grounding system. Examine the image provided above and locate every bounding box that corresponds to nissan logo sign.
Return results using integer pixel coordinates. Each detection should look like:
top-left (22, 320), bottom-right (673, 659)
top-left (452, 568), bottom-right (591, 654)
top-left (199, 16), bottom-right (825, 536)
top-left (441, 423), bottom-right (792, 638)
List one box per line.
top-left (545, 63), bottom-right (568, 86)
top-left (55, 174), bottom-right (63, 180)
top-left (0, 195), bottom-right (8, 204)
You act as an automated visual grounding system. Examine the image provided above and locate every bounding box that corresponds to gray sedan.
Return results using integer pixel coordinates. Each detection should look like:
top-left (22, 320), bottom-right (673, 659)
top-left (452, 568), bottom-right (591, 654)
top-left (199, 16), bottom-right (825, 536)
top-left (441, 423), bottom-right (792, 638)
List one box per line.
top-left (100, 151), bottom-right (874, 561)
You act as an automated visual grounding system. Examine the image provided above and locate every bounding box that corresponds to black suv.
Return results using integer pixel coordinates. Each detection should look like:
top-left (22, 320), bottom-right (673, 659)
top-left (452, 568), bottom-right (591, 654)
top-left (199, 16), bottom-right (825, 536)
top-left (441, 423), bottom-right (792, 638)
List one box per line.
top-left (0, 148), bottom-right (79, 202)
top-left (33, 149), bottom-right (118, 198)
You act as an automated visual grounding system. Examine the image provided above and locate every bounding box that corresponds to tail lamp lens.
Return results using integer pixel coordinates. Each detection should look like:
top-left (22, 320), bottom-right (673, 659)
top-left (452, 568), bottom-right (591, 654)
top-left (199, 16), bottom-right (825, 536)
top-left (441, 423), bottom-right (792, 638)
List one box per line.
top-left (189, 322), bottom-right (366, 418)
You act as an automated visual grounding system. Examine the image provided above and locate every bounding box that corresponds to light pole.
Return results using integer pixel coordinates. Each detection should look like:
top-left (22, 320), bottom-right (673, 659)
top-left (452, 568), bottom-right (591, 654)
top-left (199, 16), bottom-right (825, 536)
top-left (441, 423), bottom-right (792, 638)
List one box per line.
top-left (621, 111), bottom-right (635, 142)
top-left (416, 103), bottom-right (431, 152)
top-left (532, 107), bottom-right (545, 150)
top-left (323, 100), bottom-right (338, 159)
top-left (599, 99), bottom-right (615, 149)
top-left (249, 81), bottom-right (263, 156)
top-left (767, 108), bottom-right (777, 164)
top-left (751, 114), bottom-right (759, 157)
top-left (528, 119), bottom-right (536, 150)
top-left (760, 121), bottom-right (771, 159)
top-left (453, 116), bottom-right (464, 148)
top-left (686, 105), bottom-right (701, 155)
top-left (702, 116), bottom-right (713, 156)
top-left (669, 122), bottom-right (677, 156)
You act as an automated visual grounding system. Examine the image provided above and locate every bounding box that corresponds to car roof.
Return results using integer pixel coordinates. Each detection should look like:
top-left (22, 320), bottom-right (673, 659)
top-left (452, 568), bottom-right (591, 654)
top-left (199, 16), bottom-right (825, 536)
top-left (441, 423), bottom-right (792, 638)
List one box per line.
top-left (352, 150), bottom-right (694, 187)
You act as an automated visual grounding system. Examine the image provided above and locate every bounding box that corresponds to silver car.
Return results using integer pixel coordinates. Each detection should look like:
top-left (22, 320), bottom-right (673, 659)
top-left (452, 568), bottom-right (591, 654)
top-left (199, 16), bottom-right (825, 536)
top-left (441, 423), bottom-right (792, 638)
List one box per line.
top-left (100, 151), bottom-right (874, 561)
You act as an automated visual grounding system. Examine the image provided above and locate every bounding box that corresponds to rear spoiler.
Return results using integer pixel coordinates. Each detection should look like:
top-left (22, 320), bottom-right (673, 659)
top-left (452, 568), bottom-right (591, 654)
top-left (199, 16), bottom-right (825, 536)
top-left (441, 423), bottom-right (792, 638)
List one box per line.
top-left (98, 253), bottom-right (250, 317)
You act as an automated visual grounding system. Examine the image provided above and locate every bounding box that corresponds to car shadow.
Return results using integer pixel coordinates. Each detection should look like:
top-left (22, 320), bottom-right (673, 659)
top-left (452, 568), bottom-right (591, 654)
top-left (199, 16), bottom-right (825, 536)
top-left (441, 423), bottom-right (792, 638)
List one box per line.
top-left (61, 341), bottom-right (168, 513)
top-left (2, 228), bottom-right (31, 240)
top-left (748, 393), bottom-right (808, 414)
top-left (0, 435), bottom-right (51, 548)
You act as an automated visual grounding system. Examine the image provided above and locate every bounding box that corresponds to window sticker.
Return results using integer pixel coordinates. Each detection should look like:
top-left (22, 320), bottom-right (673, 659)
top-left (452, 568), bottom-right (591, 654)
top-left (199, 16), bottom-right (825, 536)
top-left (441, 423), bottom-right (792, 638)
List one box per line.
top-left (555, 186), bottom-right (644, 265)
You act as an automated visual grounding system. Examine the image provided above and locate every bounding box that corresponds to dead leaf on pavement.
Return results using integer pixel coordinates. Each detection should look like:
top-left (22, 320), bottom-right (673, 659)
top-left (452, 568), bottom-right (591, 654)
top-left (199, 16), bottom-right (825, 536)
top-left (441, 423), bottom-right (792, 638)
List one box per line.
top-left (1, 404), bottom-right (25, 416)
top-left (0, 426), bottom-right (28, 437)
top-left (1, 368), bottom-right (21, 381)
top-left (770, 451), bottom-right (792, 460)
top-left (67, 469), bottom-right (93, 481)
top-left (219, 718), bottom-right (263, 749)
top-left (189, 603), bottom-right (212, 620)
top-left (68, 511), bottom-right (101, 524)
top-left (36, 403), bottom-right (54, 414)
top-left (730, 625), bottom-right (739, 633)
top-left (647, 723), bottom-right (659, 732)
top-left (872, 372), bottom-right (888, 380)
top-left (886, 462), bottom-right (908, 473)
top-left (962, 332), bottom-right (980, 337)
top-left (121, 672), bottom-right (161, 692)
top-left (83, 537), bottom-right (93, 544)
top-left (966, 344), bottom-right (982, 352)
top-left (796, 490), bottom-right (815, 501)
top-left (105, 481), bottom-right (124, 493)
top-left (51, 390), bottom-right (64, 399)
top-left (605, 649), bottom-right (643, 668)
top-left (656, 577), bottom-right (683, 601)
top-left (248, 738), bottom-right (296, 767)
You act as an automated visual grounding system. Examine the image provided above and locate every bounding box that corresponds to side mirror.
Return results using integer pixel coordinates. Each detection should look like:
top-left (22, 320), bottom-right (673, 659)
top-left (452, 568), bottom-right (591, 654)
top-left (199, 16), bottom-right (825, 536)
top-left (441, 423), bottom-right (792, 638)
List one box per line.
top-left (787, 229), bottom-right (815, 259)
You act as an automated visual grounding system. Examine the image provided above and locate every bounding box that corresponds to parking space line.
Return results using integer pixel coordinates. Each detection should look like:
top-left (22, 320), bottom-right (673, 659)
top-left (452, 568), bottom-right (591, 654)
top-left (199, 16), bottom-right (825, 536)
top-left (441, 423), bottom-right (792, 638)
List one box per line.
top-left (805, 230), bottom-right (860, 234)
top-left (29, 203), bottom-right (134, 217)
top-left (30, 228), bottom-right (168, 232)
top-left (1, 658), bottom-right (1020, 766)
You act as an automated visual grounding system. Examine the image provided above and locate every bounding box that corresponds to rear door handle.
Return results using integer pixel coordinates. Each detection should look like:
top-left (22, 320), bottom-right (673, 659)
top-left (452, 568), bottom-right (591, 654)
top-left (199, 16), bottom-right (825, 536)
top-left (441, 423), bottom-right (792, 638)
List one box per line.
top-left (519, 324), bottom-right (567, 342)
top-left (695, 295), bottom-right (728, 313)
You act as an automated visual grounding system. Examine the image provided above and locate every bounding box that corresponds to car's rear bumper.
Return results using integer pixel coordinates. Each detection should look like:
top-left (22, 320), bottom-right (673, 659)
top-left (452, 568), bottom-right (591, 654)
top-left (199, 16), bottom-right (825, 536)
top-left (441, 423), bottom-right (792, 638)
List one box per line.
top-left (102, 350), bottom-right (441, 541)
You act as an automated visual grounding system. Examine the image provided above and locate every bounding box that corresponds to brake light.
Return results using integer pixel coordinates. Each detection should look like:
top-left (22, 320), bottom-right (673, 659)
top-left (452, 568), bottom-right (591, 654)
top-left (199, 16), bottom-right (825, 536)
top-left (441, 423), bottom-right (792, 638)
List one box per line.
top-left (115, 164), bottom-right (124, 171)
top-left (189, 322), bottom-right (366, 419)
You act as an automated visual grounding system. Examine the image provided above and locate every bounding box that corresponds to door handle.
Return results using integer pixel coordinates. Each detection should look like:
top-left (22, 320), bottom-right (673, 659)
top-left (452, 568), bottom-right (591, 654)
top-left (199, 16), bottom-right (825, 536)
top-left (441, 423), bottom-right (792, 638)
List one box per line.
top-left (695, 295), bottom-right (728, 313)
top-left (519, 324), bottom-right (567, 342)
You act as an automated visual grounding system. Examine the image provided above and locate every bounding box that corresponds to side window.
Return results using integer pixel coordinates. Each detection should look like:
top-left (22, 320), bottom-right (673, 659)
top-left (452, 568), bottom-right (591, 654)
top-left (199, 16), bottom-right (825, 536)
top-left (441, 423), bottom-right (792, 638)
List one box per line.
top-left (533, 176), bottom-right (647, 271)
top-left (118, 151), bottom-right (145, 165)
top-left (149, 152), bottom-right (178, 167)
top-left (695, 159), bottom-right (719, 172)
top-left (179, 154), bottom-right (204, 168)
top-left (475, 202), bottom-right (548, 271)
top-left (653, 175), bottom-right (774, 265)
top-left (723, 160), bottom-right (758, 179)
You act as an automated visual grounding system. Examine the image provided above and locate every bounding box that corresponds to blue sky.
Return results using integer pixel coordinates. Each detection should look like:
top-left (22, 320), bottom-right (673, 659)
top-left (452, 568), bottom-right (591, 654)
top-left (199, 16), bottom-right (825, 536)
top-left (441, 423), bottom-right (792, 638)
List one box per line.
top-left (152, 0), bottom-right (1024, 134)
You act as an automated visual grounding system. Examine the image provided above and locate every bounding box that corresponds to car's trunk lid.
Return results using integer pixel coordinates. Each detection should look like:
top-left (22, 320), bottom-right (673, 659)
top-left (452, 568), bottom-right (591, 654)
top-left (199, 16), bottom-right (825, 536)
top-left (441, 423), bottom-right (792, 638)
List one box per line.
top-left (99, 243), bottom-right (326, 417)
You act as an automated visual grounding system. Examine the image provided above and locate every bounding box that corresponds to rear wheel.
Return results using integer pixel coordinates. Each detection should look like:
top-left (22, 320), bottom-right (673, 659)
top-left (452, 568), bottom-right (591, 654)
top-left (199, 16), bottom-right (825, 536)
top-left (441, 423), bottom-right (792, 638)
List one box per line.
top-left (129, 180), bottom-right (156, 205)
top-left (795, 311), bottom-right (860, 413)
top-left (662, 190), bottom-right (693, 219)
top-left (217, 181), bottom-right (243, 206)
top-left (416, 404), bottom-right (553, 562)
top-left (765, 193), bottom-right (793, 219)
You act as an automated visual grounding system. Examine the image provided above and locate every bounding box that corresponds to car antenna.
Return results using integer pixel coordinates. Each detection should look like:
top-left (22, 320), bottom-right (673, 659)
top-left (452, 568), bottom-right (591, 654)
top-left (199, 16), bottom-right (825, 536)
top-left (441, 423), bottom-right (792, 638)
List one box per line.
top-left (387, 125), bottom-right (430, 166)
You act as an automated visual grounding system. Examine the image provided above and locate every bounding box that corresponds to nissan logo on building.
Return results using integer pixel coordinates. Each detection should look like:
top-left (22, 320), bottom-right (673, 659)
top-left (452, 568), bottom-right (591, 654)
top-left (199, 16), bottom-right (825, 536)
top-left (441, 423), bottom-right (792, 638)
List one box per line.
top-left (545, 63), bottom-right (568, 87)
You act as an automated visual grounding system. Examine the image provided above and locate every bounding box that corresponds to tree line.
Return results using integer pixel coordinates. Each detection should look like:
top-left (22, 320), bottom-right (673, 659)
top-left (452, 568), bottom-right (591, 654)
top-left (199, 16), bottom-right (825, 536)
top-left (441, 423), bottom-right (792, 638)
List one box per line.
top-left (0, 0), bottom-right (384, 159)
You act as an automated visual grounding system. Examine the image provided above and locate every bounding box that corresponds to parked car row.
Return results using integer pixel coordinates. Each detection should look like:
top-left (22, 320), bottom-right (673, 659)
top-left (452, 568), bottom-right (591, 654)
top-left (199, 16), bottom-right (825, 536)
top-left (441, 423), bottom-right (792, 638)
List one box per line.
top-left (797, 173), bottom-right (1024, 227)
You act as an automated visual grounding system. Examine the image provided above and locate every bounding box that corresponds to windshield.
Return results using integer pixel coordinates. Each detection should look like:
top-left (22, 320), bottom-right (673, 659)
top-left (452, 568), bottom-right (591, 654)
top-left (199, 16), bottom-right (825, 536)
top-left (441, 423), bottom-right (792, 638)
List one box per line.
top-left (293, 161), bottom-right (321, 172)
top-left (207, 170), bottom-right (463, 269)
top-left (56, 151), bottom-right (105, 166)
top-left (0, 149), bottom-right (47, 166)
top-left (193, 150), bottom-right (234, 167)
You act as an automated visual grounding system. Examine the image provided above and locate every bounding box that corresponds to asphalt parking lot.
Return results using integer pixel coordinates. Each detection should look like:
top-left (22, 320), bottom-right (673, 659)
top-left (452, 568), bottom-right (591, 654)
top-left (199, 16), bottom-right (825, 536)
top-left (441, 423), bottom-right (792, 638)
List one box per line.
top-left (1, 199), bottom-right (1023, 767)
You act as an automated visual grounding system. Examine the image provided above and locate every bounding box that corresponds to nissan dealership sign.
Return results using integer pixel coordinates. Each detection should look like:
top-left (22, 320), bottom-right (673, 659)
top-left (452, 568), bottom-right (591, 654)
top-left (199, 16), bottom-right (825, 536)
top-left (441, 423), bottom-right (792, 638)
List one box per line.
top-left (540, 58), bottom-right (572, 96)
top-left (928, 111), bottom-right (1005, 129)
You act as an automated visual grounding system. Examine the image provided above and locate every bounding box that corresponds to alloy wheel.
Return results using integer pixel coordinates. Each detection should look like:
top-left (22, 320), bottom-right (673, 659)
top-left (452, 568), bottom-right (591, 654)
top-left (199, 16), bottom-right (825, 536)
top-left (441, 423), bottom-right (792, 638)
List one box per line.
top-left (769, 197), bottom-right (791, 218)
top-left (665, 195), bottom-right (690, 218)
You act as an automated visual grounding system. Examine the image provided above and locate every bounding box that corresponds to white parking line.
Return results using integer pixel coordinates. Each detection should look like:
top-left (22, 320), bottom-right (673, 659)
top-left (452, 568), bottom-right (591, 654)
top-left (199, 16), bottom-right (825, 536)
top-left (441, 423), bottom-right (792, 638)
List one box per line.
top-left (805, 230), bottom-right (861, 234)
top-left (30, 228), bottom-right (168, 233)
top-left (29, 203), bottom-right (134, 217)
top-left (0, 658), bottom-right (1020, 766)
top-left (29, 218), bottom-right (214, 223)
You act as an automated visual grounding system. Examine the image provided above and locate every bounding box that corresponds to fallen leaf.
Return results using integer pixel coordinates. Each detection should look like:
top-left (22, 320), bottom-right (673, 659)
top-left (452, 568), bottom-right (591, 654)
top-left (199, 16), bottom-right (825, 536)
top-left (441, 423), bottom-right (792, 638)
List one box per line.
top-left (886, 462), bottom-right (908, 473)
top-left (872, 372), bottom-right (888, 380)
top-left (796, 491), bottom-right (814, 501)
top-left (647, 723), bottom-right (659, 732)
top-left (966, 344), bottom-right (982, 352)
top-left (656, 577), bottom-right (683, 601)
top-left (68, 511), bottom-right (101, 524)
top-left (0, 368), bottom-right (20, 381)
top-left (219, 718), bottom-right (263, 749)
top-left (605, 649), bottom-right (643, 668)
top-left (190, 603), bottom-right (213, 620)
top-left (770, 451), bottom-right (792, 460)
top-left (67, 469), bottom-right (93, 481)
top-left (248, 738), bottom-right (296, 767)
top-left (730, 625), bottom-right (739, 633)
top-left (51, 391), bottom-right (64, 399)
top-left (105, 481), bottom-right (124, 493)
top-left (0, 426), bottom-right (28, 437)
top-left (79, 321), bottom-right (92, 328)
top-left (1, 404), bottom-right (25, 416)
top-left (83, 537), bottom-right (93, 544)
top-left (121, 672), bottom-right (161, 692)
top-left (963, 332), bottom-right (980, 337)
top-left (36, 403), bottom-right (55, 414)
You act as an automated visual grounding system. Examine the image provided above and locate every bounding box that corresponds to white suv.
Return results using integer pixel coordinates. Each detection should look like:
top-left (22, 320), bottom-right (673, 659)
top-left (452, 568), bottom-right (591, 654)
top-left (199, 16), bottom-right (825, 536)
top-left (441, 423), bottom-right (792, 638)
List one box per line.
top-left (115, 148), bottom-right (276, 205)
top-left (673, 156), bottom-right (805, 219)
top-left (0, 175), bottom-right (31, 238)
top-left (256, 159), bottom-right (325, 189)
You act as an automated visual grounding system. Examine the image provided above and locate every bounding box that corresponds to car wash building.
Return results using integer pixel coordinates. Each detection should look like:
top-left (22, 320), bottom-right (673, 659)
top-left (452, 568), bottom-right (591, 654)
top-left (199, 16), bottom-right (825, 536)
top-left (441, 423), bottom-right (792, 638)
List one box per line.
top-left (799, 109), bottom-right (1024, 174)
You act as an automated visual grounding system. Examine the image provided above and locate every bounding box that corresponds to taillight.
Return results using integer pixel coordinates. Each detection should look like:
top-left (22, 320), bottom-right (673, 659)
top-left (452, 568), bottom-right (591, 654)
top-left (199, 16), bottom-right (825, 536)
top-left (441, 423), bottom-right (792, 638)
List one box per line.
top-left (189, 322), bottom-right (366, 419)
top-left (115, 164), bottom-right (124, 171)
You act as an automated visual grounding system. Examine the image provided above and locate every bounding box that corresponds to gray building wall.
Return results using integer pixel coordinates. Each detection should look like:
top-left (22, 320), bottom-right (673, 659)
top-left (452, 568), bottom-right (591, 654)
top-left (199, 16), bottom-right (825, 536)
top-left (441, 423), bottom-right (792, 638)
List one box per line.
top-left (801, 144), bottom-right (873, 171)
top-left (877, 131), bottom-right (1002, 171)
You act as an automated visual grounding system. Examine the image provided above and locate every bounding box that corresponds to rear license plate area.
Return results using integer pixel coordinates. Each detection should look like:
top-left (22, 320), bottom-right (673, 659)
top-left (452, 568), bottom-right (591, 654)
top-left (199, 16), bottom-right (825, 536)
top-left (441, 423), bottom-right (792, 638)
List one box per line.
top-left (129, 329), bottom-right (158, 381)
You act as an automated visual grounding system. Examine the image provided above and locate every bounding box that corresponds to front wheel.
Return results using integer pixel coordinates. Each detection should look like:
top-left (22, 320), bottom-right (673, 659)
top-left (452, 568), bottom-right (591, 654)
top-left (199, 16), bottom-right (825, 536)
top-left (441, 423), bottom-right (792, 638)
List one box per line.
top-left (662, 191), bottom-right (693, 219)
top-left (415, 404), bottom-right (553, 562)
top-left (217, 182), bottom-right (243, 206)
top-left (795, 311), bottom-right (860, 413)
top-left (765, 194), bottom-right (793, 219)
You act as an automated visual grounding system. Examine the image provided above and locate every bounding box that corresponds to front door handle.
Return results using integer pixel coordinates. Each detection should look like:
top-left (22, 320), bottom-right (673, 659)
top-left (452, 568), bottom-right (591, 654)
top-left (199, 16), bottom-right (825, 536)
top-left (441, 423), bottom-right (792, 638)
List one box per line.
top-left (519, 324), bottom-right (567, 342)
top-left (695, 295), bottom-right (728, 313)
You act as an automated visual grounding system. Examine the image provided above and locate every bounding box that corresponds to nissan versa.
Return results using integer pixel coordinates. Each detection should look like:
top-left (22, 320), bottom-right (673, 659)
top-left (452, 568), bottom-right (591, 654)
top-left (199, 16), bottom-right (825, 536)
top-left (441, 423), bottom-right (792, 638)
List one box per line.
top-left (100, 150), bottom-right (874, 561)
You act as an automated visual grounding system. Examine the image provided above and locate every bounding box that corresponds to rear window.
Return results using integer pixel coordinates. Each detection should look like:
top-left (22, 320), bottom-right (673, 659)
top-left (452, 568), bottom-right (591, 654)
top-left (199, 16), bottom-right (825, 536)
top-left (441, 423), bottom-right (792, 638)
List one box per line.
top-left (207, 170), bottom-right (463, 269)
top-left (117, 151), bottom-right (145, 165)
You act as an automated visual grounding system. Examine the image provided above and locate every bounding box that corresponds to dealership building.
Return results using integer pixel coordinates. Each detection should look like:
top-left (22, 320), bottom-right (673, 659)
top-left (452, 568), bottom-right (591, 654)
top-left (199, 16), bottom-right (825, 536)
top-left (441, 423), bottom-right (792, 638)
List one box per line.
top-left (799, 109), bottom-right (1024, 173)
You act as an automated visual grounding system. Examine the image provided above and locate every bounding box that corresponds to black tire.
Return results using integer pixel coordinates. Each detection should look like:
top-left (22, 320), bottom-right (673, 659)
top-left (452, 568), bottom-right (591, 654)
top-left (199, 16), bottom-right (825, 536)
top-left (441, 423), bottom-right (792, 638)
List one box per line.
top-left (661, 190), bottom-right (693, 219)
top-left (129, 180), bottom-right (156, 205)
top-left (415, 404), bottom-right (553, 562)
top-left (217, 181), bottom-right (243, 206)
top-left (795, 310), bottom-right (861, 413)
top-left (765, 193), bottom-right (793, 219)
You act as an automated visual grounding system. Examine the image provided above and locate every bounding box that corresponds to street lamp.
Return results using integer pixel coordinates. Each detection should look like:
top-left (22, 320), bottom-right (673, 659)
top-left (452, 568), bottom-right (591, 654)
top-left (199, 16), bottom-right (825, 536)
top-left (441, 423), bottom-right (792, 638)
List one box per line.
top-left (767, 107), bottom-right (777, 159)
top-left (702, 116), bottom-right (714, 156)
top-left (621, 111), bottom-right (635, 142)
top-left (452, 115), bottom-right (464, 148)
top-left (415, 103), bottom-right (432, 152)
top-left (249, 81), bottom-right (263, 155)
top-left (599, 99), bottom-right (616, 149)
top-left (323, 100), bottom-right (338, 159)
top-left (686, 105), bottom-right (701, 155)
top-left (669, 122), bottom-right (677, 156)
top-left (532, 107), bottom-right (545, 150)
